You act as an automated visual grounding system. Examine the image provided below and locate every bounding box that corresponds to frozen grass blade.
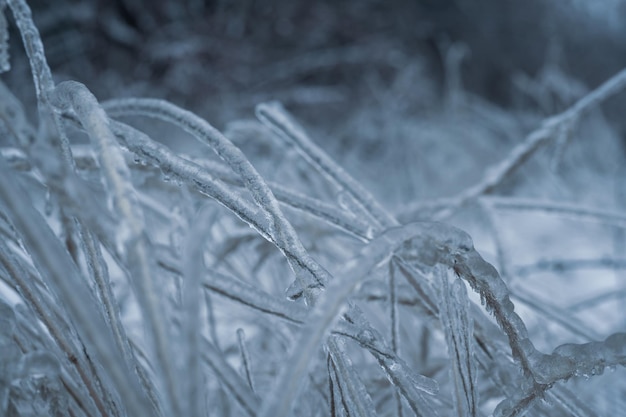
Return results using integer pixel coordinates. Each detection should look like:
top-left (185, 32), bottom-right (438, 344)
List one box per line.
top-left (6, 0), bottom-right (53, 100)
top-left (388, 261), bottom-right (404, 417)
top-left (0, 156), bottom-right (151, 417)
top-left (77, 224), bottom-right (158, 410)
top-left (339, 306), bottom-right (440, 416)
top-left (438, 274), bottom-right (478, 417)
top-left (104, 98), bottom-right (330, 303)
top-left (326, 335), bottom-right (378, 417)
top-left (202, 267), bottom-right (308, 324)
top-left (0, 0), bottom-right (9, 73)
top-left (511, 284), bottom-right (603, 341)
top-left (182, 206), bottom-right (212, 417)
top-left (0, 239), bottom-right (119, 417)
top-left (258, 223), bottom-right (450, 417)
top-left (7, 0), bottom-right (75, 169)
top-left (399, 67), bottom-right (626, 222)
top-left (51, 80), bottom-right (180, 417)
top-left (484, 197), bottom-right (626, 229)
top-left (236, 328), bottom-right (256, 393)
top-left (0, 296), bottom-right (17, 414)
top-left (74, 122), bottom-right (372, 241)
top-left (201, 336), bottom-right (261, 417)
top-left (256, 101), bottom-right (397, 230)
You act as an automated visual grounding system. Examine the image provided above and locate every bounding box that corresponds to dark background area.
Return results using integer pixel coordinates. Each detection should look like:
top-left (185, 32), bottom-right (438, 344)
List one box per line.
top-left (6, 0), bottom-right (626, 124)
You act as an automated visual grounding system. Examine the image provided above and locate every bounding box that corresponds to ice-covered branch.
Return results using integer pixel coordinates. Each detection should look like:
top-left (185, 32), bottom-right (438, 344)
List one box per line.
top-left (399, 67), bottom-right (626, 222)
top-left (104, 98), bottom-right (331, 303)
top-left (0, 156), bottom-right (152, 417)
top-left (50, 80), bottom-right (180, 417)
top-left (256, 101), bottom-right (398, 230)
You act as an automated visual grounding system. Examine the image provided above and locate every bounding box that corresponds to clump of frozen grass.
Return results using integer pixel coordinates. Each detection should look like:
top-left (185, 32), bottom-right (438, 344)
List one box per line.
top-left (0, 1), bottom-right (625, 417)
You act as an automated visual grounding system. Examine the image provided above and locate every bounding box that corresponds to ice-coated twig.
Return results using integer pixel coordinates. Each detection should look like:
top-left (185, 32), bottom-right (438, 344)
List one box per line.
top-left (511, 284), bottom-right (603, 341)
top-left (103, 118), bottom-right (348, 298)
top-left (77, 222), bottom-right (163, 417)
top-left (327, 354), bottom-right (343, 417)
top-left (6, 0), bottom-right (53, 100)
top-left (438, 274), bottom-right (478, 417)
top-left (236, 328), bottom-right (256, 393)
top-left (399, 66), bottom-right (626, 222)
top-left (201, 267), bottom-right (308, 324)
top-left (568, 287), bottom-right (626, 312)
top-left (326, 335), bottom-right (378, 417)
top-left (256, 101), bottom-right (398, 230)
top-left (388, 260), bottom-right (404, 417)
top-left (0, 0), bottom-right (9, 73)
top-left (546, 384), bottom-right (600, 417)
top-left (103, 98), bottom-right (330, 303)
top-left (182, 206), bottom-right (211, 417)
top-left (0, 157), bottom-right (151, 417)
top-left (0, 239), bottom-right (115, 417)
top-left (7, 0), bottom-right (74, 168)
top-left (258, 223), bottom-right (449, 417)
top-left (484, 196), bottom-right (626, 229)
top-left (201, 336), bottom-right (261, 417)
top-left (181, 155), bottom-right (372, 240)
top-left (50, 81), bottom-right (180, 417)
top-left (61, 121), bottom-right (373, 241)
top-left (515, 257), bottom-right (626, 277)
top-left (339, 305), bottom-right (440, 415)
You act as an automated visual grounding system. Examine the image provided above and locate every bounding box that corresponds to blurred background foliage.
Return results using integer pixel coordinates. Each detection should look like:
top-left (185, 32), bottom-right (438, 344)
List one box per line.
top-left (3, 0), bottom-right (626, 205)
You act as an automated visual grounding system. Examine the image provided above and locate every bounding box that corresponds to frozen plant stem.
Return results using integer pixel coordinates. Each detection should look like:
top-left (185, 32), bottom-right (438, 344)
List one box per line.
top-left (399, 67), bottom-right (626, 222)
top-left (0, 241), bottom-right (108, 417)
top-left (104, 98), bottom-right (330, 304)
top-left (256, 101), bottom-right (398, 231)
top-left (237, 329), bottom-right (256, 393)
top-left (51, 81), bottom-right (180, 417)
top-left (0, 155), bottom-right (152, 417)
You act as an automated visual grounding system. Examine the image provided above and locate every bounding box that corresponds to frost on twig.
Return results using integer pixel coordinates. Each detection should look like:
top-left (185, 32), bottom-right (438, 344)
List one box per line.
top-left (0, 156), bottom-right (151, 417)
top-left (399, 67), bottom-right (626, 222)
top-left (438, 272), bottom-right (478, 417)
top-left (104, 98), bottom-right (330, 303)
top-left (256, 101), bottom-right (397, 231)
top-left (0, 0), bottom-right (9, 73)
top-left (51, 81), bottom-right (181, 417)
top-left (326, 335), bottom-right (378, 417)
